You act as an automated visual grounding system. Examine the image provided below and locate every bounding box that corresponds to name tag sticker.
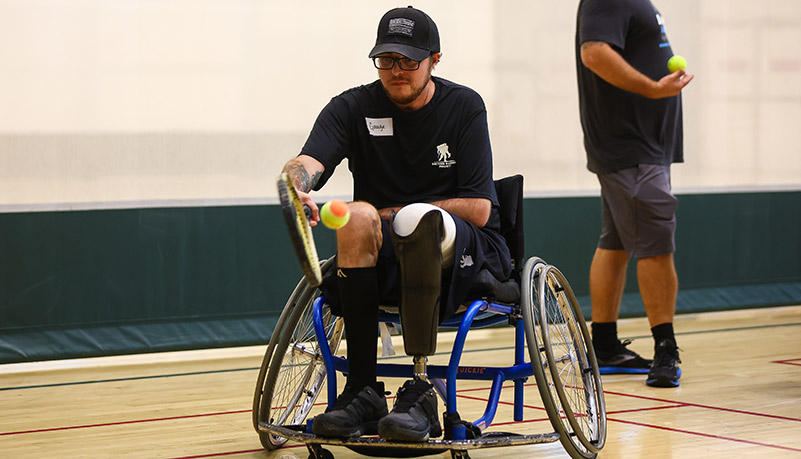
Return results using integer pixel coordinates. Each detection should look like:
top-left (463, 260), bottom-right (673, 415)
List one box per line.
top-left (366, 117), bottom-right (393, 136)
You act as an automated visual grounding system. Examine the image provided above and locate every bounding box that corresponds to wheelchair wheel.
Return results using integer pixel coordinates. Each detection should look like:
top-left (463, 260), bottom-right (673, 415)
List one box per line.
top-left (521, 258), bottom-right (580, 455)
top-left (252, 258), bottom-right (343, 450)
top-left (538, 264), bottom-right (606, 457)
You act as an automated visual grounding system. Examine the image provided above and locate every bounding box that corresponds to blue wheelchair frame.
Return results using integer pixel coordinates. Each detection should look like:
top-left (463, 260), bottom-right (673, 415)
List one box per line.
top-left (314, 294), bottom-right (535, 439)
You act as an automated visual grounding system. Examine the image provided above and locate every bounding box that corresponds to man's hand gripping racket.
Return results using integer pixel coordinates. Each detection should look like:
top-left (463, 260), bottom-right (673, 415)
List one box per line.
top-left (276, 172), bottom-right (322, 287)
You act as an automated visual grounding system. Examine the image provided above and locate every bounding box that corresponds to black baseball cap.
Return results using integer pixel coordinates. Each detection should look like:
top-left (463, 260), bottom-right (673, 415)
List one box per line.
top-left (368, 6), bottom-right (440, 61)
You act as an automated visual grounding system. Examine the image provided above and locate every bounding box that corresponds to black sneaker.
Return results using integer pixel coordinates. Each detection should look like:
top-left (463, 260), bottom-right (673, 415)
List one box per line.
top-left (378, 379), bottom-right (442, 442)
top-left (311, 383), bottom-right (388, 438)
top-left (646, 339), bottom-right (682, 388)
top-left (595, 339), bottom-right (653, 374)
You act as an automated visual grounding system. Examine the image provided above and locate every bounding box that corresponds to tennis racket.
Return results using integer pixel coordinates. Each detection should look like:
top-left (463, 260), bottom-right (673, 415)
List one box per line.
top-left (276, 172), bottom-right (322, 287)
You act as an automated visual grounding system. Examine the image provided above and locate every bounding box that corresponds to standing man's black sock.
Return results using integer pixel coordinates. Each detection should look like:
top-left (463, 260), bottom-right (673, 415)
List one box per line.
top-left (592, 321), bottom-right (619, 352)
top-left (651, 322), bottom-right (676, 346)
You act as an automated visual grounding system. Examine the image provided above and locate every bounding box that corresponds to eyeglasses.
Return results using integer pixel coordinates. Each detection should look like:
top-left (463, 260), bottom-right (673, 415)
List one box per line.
top-left (372, 56), bottom-right (422, 71)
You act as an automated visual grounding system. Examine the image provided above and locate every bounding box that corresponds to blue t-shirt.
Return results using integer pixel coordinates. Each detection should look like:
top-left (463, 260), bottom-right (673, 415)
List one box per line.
top-left (300, 76), bottom-right (501, 231)
top-left (576, 0), bottom-right (684, 173)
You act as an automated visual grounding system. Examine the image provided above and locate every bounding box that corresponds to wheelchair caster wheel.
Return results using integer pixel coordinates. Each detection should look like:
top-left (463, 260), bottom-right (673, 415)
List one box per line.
top-left (451, 450), bottom-right (471, 459)
top-left (307, 444), bottom-right (334, 459)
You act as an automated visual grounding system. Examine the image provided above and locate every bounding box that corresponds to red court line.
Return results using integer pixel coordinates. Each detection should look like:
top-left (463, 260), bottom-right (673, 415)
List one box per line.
top-left (490, 417), bottom-right (551, 427)
top-left (607, 404), bottom-right (686, 415)
top-left (9, 383), bottom-right (520, 438)
top-left (604, 389), bottom-right (801, 422)
top-left (0, 409), bottom-right (250, 436)
top-left (174, 443), bottom-right (307, 459)
top-left (173, 449), bottom-right (268, 458)
top-left (458, 391), bottom-right (688, 420)
top-left (456, 393), bottom-right (546, 412)
top-left (772, 358), bottom-right (801, 367)
top-left (608, 417), bottom-right (801, 453)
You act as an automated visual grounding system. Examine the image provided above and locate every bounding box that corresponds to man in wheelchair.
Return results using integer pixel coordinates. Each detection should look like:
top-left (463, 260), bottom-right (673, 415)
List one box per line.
top-left (279, 6), bottom-right (512, 442)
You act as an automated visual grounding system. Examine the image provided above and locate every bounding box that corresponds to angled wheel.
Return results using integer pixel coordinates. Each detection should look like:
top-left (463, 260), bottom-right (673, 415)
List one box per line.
top-left (252, 258), bottom-right (343, 450)
top-left (521, 258), bottom-right (578, 452)
top-left (538, 264), bottom-right (606, 457)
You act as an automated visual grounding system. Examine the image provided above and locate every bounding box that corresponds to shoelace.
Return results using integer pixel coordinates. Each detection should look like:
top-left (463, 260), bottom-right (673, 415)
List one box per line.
top-left (653, 343), bottom-right (682, 366)
top-left (392, 382), bottom-right (432, 413)
top-left (330, 385), bottom-right (361, 411)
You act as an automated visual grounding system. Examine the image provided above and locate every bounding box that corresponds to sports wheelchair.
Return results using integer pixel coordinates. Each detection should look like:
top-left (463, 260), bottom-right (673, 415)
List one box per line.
top-left (253, 175), bottom-right (606, 459)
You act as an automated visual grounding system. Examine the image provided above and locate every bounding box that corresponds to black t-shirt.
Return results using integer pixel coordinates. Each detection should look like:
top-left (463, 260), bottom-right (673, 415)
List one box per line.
top-left (576, 0), bottom-right (684, 174)
top-left (300, 76), bottom-right (500, 231)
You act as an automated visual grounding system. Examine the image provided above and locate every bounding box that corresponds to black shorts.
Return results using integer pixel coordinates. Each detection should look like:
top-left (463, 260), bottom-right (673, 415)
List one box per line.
top-left (319, 215), bottom-right (511, 321)
top-left (597, 164), bottom-right (678, 259)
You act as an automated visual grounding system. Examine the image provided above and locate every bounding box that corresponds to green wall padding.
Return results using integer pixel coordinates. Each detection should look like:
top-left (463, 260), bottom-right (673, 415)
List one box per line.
top-left (1, 190), bottom-right (799, 363)
top-left (0, 205), bottom-right (338, 363)
top-left (524, 190), bottom-right (801, 300)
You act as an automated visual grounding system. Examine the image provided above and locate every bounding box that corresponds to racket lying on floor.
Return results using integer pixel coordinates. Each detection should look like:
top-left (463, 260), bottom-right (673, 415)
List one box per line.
top-left (276, 172), bottom-right (322, 287)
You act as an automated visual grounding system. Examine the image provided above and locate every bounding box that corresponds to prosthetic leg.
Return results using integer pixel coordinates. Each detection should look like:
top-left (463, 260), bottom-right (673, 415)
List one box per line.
top-left (373, 209), bottom-right (446, 442)
top-left (391, 209), bottom-right (445, 377)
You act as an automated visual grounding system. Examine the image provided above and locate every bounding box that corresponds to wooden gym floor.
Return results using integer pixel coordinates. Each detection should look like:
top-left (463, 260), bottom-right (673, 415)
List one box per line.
top-left (1, 305), bottom-right (800, 458)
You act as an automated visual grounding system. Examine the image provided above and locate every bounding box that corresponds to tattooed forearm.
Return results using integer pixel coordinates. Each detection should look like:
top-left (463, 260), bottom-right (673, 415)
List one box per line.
top-left (309, 170), bottom-right (322, 189)
top-left (282, 159), bottom-right (321, 193)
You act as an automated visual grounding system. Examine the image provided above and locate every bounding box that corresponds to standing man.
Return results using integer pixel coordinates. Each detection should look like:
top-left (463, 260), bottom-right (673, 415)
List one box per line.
top-left (575, 0), bottom-right (694, 387)
top-left (282, 6), bottom-right (511, 440)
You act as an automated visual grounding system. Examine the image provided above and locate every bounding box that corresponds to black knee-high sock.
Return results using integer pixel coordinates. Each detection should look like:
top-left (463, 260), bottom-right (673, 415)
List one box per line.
top-left (591, 322), bottom-right (619, 351)
top-left (337, 266), bottom-right (379, 390)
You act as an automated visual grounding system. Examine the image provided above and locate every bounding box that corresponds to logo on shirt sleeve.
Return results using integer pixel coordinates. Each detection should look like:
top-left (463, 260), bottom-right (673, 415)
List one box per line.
top-left (366, 117), bottom-right (393, 136)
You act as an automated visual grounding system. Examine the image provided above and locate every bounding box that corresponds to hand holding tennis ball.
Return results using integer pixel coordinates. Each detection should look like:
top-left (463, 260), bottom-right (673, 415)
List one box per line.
top-left (320, 199), bottom-right (351, 229)
top-left (667, 55), bottom-right (687, 73)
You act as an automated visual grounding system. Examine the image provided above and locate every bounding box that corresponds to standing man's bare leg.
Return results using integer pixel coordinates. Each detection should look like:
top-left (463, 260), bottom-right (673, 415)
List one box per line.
top-left (590, 247), bottom-right (629, 323)
top-left (637, 253), bottom-right (678, 328)
top-left (590, 247), bottom-right (653, 371)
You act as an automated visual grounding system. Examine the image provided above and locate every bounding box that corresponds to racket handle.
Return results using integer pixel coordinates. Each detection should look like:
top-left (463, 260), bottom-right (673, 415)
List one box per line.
top-left (304, 206), bottom-right (312, 222)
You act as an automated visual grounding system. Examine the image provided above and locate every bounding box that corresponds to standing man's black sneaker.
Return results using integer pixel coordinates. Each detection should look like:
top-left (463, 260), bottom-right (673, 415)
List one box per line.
top-left (595, 339), bottom-right (653, 374)
top-left (311, 383), bottom-right (388, 438)
top-left (378, 379), bottom-right (442, 442)
top-left (646, 339), bottom-right (682, 388)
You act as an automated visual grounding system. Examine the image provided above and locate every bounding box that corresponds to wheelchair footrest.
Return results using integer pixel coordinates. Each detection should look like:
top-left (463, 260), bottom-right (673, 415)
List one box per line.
top-left (443, 411), bottom-right (482, 440)
top-left (258, 422), bottom-right (561, 452)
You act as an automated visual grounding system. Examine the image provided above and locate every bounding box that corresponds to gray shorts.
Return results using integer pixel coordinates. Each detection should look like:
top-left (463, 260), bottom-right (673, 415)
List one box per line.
top-left (597, 164), bottom-right (678, 259)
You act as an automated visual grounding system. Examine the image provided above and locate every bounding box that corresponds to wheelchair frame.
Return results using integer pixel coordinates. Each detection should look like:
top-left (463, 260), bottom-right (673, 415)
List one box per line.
top-left (253, 256), bottom-right (607, 459)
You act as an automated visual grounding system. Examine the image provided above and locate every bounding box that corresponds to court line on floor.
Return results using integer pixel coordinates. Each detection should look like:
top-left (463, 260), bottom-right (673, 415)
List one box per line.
top-left (603, 389), bottom-right (801, 422)
top-left (0, 367), bottom-right (259, 392)
top-left (3, 322), bottom-right (799, 393)
top-left (0, 409), bottom-right (250, 436)
top-left (459, 390), bottom-right (801, 454)
top-left (626, 320), bottom-right (801, 341)
top-left (0, 384), bottom-right (513, 437)
top-left (7, 379), bottom-right (794, 457)
top-left (174, 443), bottom-right (307, 459)
top-left (607, 417), bottom-right (801, 453)
top-left (772, 358), bottom-right (801, 367)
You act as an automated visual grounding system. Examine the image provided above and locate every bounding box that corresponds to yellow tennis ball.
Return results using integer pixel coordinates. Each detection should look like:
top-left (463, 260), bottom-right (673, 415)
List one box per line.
top-left (320, 200), bottom-right (350, 229)
top-left (667, 55), bottom-right (687, 73)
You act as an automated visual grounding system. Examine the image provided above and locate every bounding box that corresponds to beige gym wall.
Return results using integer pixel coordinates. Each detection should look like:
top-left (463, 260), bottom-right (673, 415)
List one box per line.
top-left (1, 0), bottom-right (800, 210)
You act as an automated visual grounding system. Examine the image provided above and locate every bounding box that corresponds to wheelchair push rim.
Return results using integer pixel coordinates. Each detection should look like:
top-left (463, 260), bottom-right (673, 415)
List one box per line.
top-left (252, 257), bottom-right (343, 450)
top-left (521, 258), bottom-right (607, 458)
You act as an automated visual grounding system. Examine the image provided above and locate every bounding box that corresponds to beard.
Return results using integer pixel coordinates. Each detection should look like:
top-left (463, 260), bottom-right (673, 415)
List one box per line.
top-left (382, 67), bottom-right (433, 106)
